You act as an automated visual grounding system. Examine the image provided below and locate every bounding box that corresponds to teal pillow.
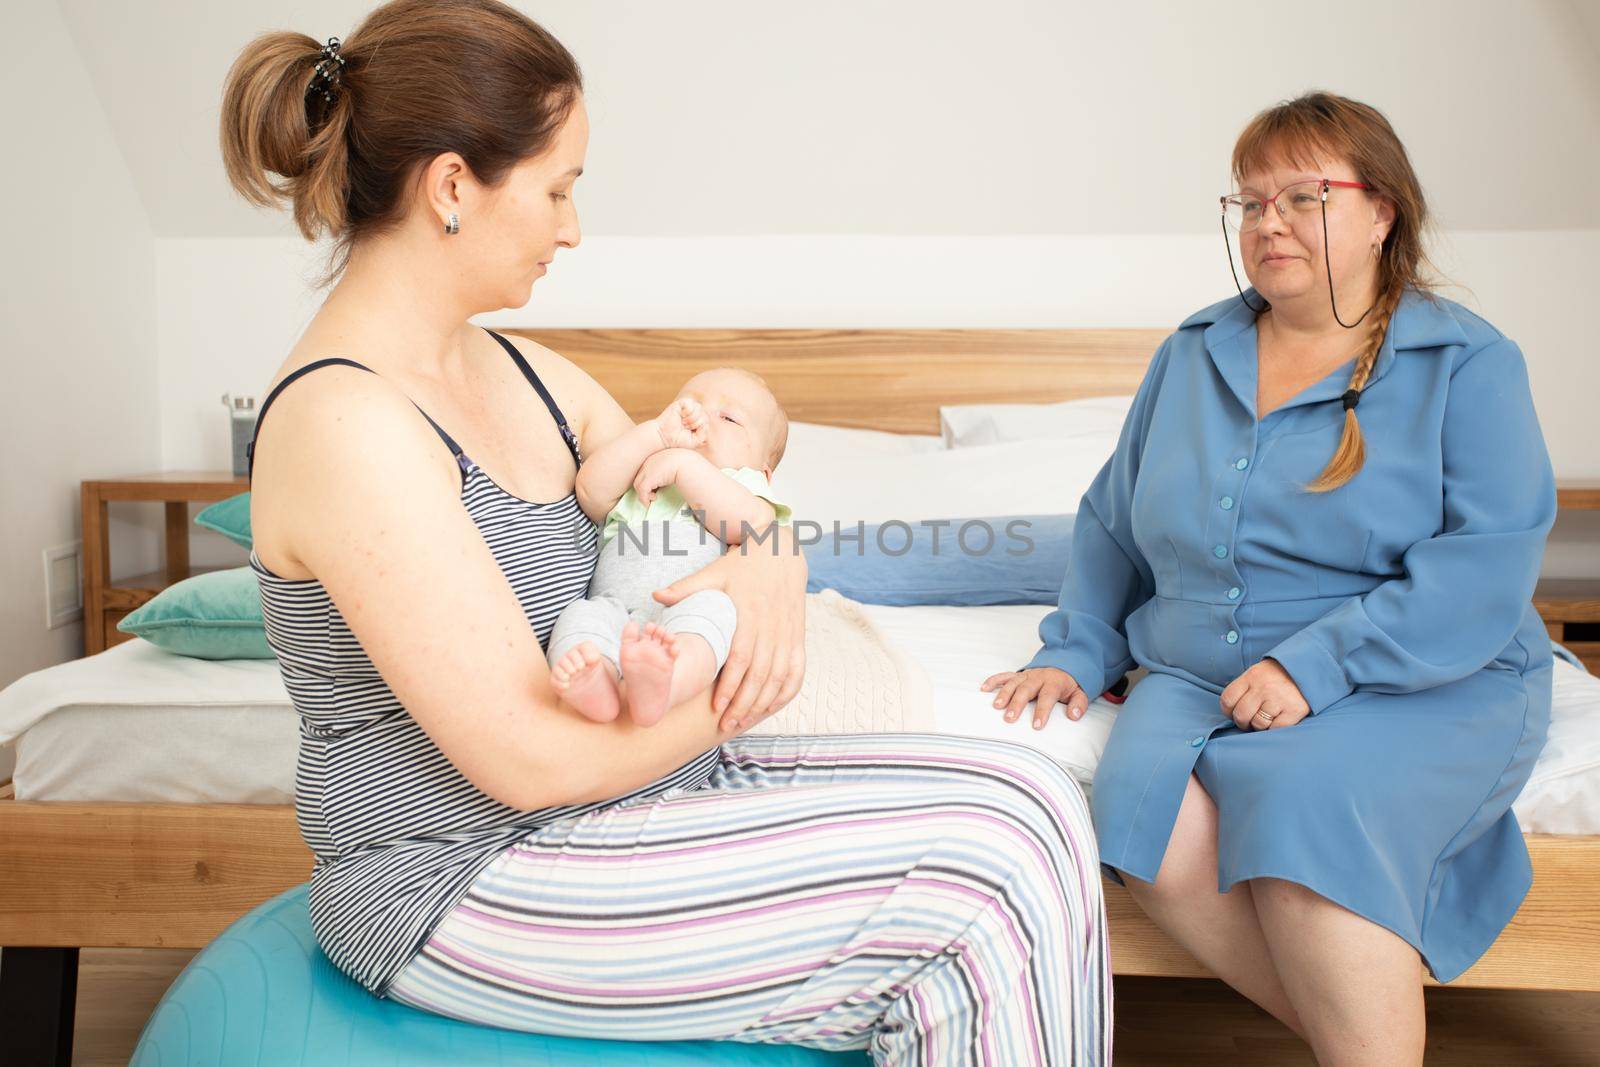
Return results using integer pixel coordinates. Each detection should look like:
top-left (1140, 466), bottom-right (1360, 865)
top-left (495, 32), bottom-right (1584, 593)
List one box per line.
top-left (195, 491), bottom-right (252, 548)
top-left (117, 567), bottom-right (273, 660)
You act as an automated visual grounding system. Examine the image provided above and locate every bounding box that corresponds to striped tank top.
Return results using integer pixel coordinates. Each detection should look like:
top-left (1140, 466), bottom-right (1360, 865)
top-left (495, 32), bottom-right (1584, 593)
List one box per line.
top-left (247, 329), bottom-right (722, 995)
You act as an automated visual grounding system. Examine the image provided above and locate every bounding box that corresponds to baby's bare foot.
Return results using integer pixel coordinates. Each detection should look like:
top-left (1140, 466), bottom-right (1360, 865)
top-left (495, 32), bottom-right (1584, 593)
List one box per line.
top-left (550, 642), bottom-right (621, 723)
top-left (619, 621), bottom-right (679, 728)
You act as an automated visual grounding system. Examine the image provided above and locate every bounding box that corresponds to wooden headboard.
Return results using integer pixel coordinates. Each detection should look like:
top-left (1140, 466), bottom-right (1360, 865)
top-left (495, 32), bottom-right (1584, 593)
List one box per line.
top-left (505, 328), bottom-right (1168, 435)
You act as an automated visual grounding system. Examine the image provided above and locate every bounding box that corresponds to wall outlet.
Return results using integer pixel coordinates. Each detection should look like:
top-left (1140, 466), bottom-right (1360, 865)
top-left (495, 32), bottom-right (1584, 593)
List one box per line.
top-left (44, 541), bottom-right (83, 629)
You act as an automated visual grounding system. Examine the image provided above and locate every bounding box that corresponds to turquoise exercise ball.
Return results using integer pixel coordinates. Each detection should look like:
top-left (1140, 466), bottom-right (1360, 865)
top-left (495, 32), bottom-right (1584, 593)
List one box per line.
top-left (131, 884), bottom-right (870, 1066)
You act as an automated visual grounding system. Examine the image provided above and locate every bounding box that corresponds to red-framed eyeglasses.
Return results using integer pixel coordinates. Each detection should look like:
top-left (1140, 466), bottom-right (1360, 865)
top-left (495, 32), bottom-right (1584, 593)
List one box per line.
top-left (1221, 178), bottom-right (1373, 232)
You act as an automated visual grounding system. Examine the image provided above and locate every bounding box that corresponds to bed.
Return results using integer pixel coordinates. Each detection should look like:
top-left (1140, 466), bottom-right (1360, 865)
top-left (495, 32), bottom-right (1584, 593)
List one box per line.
top-left (3, 327), bottom-right (1598, 1061)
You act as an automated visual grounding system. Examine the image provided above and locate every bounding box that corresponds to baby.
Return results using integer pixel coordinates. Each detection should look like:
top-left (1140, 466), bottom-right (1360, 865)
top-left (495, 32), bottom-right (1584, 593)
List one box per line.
top-left (547, 368), bottom-right (792, 727)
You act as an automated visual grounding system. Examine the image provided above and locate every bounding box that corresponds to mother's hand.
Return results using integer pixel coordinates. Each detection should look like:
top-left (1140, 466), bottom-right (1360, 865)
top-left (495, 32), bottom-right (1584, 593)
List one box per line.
top-left (653, 526), bottom-right (807, 733)
top-left (1220, 658), bottom-right (1310, 731)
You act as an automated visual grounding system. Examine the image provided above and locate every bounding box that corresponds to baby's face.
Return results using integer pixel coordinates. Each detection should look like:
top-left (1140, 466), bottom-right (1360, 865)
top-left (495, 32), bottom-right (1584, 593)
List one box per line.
top-left (677, 369), bottom-right (784, 476)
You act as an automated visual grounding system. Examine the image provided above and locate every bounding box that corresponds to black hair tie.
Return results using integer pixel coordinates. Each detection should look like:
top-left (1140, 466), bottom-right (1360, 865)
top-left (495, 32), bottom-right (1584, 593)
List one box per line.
top-left (1341, 388), bottom-right (1362, 412)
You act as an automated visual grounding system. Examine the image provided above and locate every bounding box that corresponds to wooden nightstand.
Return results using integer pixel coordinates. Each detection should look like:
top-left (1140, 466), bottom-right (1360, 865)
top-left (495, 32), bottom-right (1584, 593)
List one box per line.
top-left (1537, 480), bottom-right (1600, 674)
top-left (81, 471), bottom-right (249, 656)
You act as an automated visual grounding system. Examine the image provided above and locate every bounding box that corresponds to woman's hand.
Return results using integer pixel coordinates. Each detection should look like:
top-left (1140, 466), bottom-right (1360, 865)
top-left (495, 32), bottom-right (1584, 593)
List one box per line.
top-left (653, 526), bottom-right (807, 733)
top-left (1221, 658), bottom-right (1310, 731)
top-left (980, 667), bottom-right (1087, 729)
top-left (653, 398), bottom-right (707, 451)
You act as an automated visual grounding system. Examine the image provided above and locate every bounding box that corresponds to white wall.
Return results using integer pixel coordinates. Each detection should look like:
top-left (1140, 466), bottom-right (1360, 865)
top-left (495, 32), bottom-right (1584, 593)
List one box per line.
top-left (0, 3), bottom-right (163, 704)
top-left (54, 0), bottom-right (1600, 238)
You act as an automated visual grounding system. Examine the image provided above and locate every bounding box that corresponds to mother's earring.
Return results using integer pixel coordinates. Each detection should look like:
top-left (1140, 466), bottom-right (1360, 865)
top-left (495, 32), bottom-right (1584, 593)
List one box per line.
top-left (444, 213), bottom-right (460, 236)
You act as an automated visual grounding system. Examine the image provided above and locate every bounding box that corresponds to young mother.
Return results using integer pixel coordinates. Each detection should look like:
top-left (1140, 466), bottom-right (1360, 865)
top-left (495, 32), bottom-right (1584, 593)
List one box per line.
top-left (985, 93), bottom-right (1556, 1064)
top-left (224, 1), bottom-right (1108, 1062)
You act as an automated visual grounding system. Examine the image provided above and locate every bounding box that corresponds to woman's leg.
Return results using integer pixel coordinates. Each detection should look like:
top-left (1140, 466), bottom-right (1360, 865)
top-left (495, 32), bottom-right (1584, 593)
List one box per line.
top-left (388, 733), bottom-right (1110, 1066)
top-left (1119, 775), bottom-right (1305, 1037)
top-left (1251, 879), bottom-right (1425, 1066)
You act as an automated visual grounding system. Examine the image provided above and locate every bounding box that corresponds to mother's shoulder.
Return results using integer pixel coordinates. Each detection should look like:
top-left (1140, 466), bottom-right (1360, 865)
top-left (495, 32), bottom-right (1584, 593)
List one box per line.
top-left (257, 355), bottom-right (426, 447)
top-left (249, 358), bottom-right (460, 580)
top-left (489, 329), bottom-right (583, 383)
top-left (488, 330), bottom-right (632, 442)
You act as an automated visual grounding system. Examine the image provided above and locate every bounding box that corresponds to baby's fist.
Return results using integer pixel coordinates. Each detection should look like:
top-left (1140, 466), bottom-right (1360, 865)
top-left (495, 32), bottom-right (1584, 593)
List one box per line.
top-left (655, 398), bottom-right (707, 450)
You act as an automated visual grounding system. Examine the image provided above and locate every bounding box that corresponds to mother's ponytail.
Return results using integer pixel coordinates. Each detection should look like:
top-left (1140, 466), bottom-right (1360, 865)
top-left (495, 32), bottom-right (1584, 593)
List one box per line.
top-left (220, 32), bottom-right (353, 241)
top-left (218, 0), bottom-right (582, 277)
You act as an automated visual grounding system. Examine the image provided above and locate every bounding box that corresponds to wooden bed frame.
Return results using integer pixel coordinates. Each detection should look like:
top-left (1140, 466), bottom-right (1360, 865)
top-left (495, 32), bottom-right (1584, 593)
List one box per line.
top-left (3, 327), bottom-right (1597, 1063)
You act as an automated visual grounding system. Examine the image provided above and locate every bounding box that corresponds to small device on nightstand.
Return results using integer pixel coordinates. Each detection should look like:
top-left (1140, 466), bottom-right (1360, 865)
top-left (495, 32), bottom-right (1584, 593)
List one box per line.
top-left (221, 393), bottom-right (259, 478)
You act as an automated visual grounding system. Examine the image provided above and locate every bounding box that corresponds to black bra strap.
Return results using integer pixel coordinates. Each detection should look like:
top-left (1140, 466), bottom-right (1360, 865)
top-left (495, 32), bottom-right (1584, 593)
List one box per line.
top-left (249, 359), bottom-right (372, 483)
top-left (409, 407), bottom-right (467, 462)
top-left (482, 329), bottom-right (583, 466)
top-left (247, 357), bottom-right (464, 484)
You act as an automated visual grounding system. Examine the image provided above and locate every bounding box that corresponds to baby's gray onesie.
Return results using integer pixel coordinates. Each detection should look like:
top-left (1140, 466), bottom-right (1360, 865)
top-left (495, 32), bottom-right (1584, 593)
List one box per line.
top-left (546, 513), bottom-right (737, 673)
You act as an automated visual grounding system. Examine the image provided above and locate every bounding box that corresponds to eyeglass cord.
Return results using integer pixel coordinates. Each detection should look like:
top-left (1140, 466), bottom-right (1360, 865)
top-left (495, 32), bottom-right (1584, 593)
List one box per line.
top-left (1223, 181), bottom-right (1377, 330)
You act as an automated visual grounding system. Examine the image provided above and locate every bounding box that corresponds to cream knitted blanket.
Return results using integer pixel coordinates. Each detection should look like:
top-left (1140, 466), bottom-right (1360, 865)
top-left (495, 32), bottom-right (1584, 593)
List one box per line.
top-left (744, 589), bottom-right (935, 736)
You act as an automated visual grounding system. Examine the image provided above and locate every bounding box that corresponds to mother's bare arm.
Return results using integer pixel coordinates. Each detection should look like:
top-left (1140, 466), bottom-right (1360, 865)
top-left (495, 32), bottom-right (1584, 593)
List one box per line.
top-left (269, 372), bottom-right (730, 812)
top-left (573, 420), bottom-right (667, 525)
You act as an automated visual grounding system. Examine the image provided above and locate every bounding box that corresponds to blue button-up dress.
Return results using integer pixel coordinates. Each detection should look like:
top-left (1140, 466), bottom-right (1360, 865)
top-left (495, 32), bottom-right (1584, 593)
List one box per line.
top-left (1026, 288), bottom-right (1557, 983)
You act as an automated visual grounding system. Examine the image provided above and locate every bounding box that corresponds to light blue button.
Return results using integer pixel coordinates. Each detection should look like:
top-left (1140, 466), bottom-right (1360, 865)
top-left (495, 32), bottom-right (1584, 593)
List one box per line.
top-left (1225, 629), bottom-right (1239, 644)
top-left (1190, 736), bottom-right (1205, 747)
top-left (1220, 496), bottom-right (1234, 510)
top-left (1235, 457), bottom-right (1250, 470)
top-left (1227, 586), bottom-right (1242, 600)
top-left (1213, 544), bottom-right (1228, 559)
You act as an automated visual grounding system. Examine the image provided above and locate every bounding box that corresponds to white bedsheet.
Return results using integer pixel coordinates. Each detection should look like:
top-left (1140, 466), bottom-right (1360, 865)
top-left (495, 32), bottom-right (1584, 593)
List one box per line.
top-left (4, 607), bottom-right (1599, 835)
top-left (1, 639), bottom-right (294, 804)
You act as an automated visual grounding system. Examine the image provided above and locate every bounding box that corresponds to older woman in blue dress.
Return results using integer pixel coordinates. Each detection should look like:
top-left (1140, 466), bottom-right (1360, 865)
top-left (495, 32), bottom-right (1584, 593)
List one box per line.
top-left (982, 92), bottom-right (1556, 1063)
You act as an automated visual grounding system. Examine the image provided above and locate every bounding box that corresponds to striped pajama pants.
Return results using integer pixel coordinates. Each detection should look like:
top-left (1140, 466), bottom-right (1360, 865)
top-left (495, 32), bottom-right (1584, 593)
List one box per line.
top-left (386, 732), bottom-right (1112, 1065)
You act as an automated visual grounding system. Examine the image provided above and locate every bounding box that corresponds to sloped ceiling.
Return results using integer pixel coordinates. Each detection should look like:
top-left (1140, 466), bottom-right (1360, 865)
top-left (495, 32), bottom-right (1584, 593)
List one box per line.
top-left (59, 0), bottom-right (1600, 238)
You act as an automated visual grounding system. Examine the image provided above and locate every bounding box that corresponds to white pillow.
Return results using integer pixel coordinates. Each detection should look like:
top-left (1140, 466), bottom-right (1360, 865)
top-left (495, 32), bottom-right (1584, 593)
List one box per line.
top-left (782, 421), bottom-right (943, 459)
top-left (774, 438), bottom-right (1104, 530)
top-left (940, 395), bottom-right (1135, 449)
